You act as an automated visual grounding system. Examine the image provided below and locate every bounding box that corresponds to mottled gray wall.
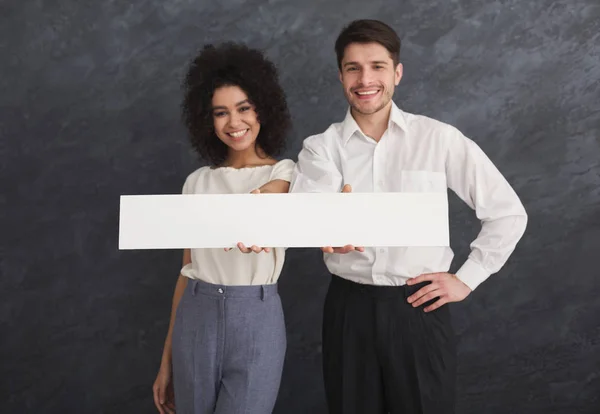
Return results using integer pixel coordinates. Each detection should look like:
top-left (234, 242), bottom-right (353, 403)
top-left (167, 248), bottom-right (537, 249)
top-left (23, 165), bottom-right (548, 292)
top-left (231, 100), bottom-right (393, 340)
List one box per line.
top-left (2, 0), bottom-right (599, 412)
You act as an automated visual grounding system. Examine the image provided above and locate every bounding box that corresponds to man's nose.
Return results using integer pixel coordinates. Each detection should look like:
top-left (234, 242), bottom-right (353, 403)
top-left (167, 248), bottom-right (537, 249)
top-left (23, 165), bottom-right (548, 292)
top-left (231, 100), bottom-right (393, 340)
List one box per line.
top-left (359, 68), bottom-right (375, 86)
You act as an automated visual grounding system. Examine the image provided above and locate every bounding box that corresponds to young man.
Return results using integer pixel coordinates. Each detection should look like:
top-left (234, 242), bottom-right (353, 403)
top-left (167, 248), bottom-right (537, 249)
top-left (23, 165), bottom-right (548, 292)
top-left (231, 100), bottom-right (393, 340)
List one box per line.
top-left (289, 19), bottom-right (528, 414)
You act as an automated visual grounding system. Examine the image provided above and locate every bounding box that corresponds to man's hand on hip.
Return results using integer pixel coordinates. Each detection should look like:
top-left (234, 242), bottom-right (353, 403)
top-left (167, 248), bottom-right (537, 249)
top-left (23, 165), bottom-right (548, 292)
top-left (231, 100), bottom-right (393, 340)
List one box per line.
top-left (406, 272), bottom-right (472, 312)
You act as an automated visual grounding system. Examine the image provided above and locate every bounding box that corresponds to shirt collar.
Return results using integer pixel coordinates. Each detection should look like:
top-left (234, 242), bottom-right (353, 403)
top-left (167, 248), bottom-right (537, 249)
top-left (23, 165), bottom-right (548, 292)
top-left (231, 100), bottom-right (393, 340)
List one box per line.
top-left (341, 100), bottom-right (408, 146)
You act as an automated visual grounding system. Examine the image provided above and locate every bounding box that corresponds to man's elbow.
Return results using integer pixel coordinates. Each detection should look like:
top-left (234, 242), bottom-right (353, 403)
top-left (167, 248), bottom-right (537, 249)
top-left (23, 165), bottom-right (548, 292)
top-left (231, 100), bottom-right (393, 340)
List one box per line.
top-left (513, 204), bottom-right (528, 240)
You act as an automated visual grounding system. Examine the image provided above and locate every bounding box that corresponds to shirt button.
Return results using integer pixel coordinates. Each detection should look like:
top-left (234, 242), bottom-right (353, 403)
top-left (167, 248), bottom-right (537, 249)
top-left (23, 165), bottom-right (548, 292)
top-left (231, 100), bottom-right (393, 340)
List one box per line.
top-left (218, 288), bottom-right (224, 294)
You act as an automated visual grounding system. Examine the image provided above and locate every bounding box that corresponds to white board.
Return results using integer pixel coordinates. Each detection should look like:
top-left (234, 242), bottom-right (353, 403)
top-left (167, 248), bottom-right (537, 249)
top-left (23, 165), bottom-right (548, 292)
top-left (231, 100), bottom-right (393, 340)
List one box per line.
top-left (118, 192), bottom-right (449, 249)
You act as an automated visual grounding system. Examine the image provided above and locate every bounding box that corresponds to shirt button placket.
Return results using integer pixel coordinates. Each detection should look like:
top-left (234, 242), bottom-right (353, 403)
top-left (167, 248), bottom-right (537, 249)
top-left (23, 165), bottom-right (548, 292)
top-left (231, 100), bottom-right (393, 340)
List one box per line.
top-left (371, 139), bottom-right (387, 283)
top-left (373, 248), bottom-right (387, 284)
top-left (373, 144), bottom-right (381, 193)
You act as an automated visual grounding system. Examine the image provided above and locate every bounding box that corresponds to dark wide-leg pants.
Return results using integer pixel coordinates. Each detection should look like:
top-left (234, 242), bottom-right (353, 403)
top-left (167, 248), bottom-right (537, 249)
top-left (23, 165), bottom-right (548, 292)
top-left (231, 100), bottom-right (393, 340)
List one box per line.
top-left (322, 274), bottom-right (457, 414)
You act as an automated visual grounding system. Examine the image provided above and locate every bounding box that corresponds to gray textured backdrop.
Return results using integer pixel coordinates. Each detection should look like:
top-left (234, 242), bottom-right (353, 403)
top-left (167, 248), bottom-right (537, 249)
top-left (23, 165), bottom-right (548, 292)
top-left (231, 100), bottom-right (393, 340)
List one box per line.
top-left (2, 0), bottom-right (599, 412)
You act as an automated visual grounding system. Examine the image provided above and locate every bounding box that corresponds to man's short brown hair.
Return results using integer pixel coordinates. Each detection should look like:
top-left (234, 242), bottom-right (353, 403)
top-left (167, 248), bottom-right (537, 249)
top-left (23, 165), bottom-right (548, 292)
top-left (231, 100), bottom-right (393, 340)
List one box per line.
top-left (335, 19), bottom-right (401, 69)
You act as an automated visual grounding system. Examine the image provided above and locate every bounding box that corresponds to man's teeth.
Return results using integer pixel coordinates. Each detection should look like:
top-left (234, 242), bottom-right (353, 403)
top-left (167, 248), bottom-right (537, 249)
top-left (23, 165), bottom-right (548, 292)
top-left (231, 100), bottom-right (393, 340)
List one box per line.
top-left (356, 90), bottom-right (379, 95)
top-left (229, 130), bottom-right (247, 138)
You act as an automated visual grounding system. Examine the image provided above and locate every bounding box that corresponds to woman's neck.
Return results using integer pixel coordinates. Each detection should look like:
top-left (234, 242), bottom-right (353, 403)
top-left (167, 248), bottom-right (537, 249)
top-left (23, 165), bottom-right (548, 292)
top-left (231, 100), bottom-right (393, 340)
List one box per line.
top-left (221, 145), bottom-right (275, 169)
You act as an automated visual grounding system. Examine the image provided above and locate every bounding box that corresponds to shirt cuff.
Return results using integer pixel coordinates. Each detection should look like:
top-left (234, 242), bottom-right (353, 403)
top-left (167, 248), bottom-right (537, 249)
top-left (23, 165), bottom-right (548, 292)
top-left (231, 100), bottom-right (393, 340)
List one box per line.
top-left (455, 258), bottom-right (491, 291)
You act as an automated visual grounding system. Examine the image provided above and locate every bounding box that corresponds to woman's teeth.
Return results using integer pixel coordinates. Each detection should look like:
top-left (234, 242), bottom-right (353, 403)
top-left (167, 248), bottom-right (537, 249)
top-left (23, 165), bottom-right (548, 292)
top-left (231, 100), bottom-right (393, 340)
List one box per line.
top-left (229, 129), bottom-right (248, 138)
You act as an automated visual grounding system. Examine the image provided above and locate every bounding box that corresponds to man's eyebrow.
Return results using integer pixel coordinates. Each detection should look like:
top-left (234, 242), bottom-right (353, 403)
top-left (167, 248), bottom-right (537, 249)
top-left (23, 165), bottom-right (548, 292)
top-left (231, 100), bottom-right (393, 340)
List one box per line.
top-left (343, 61), bottom-right (389, 67)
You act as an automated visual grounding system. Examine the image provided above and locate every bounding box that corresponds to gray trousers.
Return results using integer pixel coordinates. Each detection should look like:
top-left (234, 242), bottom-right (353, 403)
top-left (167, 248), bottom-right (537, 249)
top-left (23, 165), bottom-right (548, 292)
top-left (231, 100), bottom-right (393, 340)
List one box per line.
top-left (172, 278), bottom-right (287, 414)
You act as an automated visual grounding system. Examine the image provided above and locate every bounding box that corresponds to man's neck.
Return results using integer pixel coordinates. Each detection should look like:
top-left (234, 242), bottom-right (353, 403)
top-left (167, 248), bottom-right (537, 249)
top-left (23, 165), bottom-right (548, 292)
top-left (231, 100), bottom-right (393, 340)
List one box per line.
top-left (352, 102), bottom-right (392, 142)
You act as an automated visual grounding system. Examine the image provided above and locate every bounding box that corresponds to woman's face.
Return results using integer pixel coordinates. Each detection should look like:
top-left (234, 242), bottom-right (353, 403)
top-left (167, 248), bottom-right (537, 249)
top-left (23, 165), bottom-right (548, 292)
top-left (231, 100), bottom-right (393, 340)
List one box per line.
top-left (211, 85), bottom-right (260, 153)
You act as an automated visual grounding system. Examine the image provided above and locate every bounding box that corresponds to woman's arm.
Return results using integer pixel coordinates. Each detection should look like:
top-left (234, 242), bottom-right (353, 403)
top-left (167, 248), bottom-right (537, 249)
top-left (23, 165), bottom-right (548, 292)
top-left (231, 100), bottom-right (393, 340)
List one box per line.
top-left (255, 179), bottom-right (290, 194)
top-left (153, 249), bottom-right (191, 413)
top-left (160, 248), bottom-right (191, 367)
top-left (232, 179), bottom-right (290, 254)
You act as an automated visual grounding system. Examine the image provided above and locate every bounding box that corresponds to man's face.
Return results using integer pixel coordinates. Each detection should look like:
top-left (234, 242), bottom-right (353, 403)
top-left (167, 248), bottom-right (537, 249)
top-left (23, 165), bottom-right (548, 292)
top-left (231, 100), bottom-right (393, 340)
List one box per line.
top-left (339, 42), bottom-right (402, 115)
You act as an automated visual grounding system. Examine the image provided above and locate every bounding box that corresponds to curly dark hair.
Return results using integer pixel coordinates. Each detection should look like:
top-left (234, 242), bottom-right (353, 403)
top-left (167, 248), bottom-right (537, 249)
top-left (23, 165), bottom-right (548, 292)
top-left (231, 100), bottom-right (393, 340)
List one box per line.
top-left (181, 42), bottom-right (291, 165)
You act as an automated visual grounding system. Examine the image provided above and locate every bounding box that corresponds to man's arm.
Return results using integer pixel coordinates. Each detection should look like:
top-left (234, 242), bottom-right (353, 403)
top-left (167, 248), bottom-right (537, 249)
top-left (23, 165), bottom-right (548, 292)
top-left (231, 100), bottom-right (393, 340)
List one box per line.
top-left (445, 126), bottom-right (528, 291)
top-left (289, 135), bottom-right (344, 193)
top-left (407, 126), bottom-right (527, 312)
top-left (290, 136), bottom-right (363, 254)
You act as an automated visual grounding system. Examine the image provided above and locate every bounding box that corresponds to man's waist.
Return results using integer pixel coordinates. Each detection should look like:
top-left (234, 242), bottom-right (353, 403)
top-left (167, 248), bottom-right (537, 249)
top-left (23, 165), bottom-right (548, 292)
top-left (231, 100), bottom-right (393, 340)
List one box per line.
top-left (329, 273), bottom-right (431, 298)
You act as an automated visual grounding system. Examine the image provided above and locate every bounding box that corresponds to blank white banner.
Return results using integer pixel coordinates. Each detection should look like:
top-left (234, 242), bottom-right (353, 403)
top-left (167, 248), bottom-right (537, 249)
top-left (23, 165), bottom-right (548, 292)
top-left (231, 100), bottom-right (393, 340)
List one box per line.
top-left (118, 192), bottom-right (449, 250)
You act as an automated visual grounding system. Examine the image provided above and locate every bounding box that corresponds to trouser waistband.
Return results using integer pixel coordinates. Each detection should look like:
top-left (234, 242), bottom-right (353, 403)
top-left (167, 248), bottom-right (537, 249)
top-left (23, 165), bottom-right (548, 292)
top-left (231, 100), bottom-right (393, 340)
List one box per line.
top-left (187, 278), bottom-right (278, 301)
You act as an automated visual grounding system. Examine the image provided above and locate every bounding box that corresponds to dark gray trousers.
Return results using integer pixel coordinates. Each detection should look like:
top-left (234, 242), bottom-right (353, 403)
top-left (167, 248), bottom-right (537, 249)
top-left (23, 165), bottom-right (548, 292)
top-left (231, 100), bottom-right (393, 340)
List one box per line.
top-left (172, 278), bottom-right (286, 414)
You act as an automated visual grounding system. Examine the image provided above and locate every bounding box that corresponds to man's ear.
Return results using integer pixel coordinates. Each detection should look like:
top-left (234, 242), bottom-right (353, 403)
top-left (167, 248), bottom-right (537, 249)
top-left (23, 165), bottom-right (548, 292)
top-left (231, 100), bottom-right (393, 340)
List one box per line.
top-left (395, 62), bottom-right (403, 86)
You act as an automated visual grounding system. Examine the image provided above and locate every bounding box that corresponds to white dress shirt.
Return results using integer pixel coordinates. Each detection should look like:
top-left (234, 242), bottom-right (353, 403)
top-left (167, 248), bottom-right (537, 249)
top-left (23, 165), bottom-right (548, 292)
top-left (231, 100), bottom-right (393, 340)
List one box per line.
top-left (289, 101), bottom-right (527, 291)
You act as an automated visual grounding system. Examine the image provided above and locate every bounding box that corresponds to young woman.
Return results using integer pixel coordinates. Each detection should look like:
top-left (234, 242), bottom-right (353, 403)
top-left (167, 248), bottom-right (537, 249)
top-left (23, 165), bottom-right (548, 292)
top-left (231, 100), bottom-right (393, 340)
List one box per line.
top-left (152, 42), bottom-right (294, 414)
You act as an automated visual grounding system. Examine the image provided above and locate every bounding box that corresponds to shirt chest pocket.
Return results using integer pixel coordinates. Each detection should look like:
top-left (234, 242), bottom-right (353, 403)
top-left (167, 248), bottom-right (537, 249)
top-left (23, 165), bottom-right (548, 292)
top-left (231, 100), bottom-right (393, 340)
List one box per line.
top-left (399, 170), bottom-right (447, 192)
